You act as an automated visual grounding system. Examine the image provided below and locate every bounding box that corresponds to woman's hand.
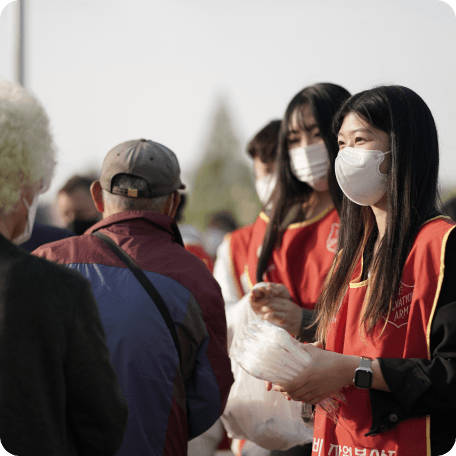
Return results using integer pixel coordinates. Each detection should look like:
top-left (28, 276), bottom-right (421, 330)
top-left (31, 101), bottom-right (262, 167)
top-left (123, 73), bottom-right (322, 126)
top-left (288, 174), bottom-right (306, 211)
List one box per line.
top-left (250, 283), bottom-right (302, 336)
top-left (273, 344), bottom-right (359, 404)
top-left (251, 282), bottom-right (291, 302)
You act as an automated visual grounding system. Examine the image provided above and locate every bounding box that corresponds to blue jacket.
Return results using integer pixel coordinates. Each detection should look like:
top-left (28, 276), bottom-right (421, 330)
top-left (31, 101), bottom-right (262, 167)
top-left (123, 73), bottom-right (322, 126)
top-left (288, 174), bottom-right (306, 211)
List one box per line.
top-left (34, 211), bottom-right (233, 456)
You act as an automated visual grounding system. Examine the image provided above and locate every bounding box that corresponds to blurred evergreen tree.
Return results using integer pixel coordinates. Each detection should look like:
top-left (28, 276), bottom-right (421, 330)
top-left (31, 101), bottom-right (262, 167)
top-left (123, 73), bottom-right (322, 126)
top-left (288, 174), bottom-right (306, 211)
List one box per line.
top-left (185, 100), bottom-right (261, 232)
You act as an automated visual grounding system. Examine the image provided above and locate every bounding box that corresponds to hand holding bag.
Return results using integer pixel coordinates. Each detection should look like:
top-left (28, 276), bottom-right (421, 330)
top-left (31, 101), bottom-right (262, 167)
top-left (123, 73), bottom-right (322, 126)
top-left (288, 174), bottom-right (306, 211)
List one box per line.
top-left (220, 290), bottom-right (313, 450)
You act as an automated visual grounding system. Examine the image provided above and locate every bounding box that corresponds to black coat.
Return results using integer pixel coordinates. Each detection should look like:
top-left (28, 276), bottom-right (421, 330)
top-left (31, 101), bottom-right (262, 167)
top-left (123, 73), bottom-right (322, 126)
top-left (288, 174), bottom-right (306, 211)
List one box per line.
top-left (0, 234), bottom-right (128, 456)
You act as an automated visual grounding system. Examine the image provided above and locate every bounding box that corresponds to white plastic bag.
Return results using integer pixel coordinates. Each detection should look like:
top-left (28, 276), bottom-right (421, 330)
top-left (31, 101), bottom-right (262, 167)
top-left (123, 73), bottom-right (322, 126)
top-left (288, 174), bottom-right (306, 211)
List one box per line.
top-left (231, 320), bottom-right (312, 385)
top-left (221, 290), bottom-right (313, 450)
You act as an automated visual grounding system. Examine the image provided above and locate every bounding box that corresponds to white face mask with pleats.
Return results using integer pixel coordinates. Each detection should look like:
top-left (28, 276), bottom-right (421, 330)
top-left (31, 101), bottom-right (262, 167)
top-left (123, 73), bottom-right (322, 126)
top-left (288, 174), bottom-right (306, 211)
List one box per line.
top-left (335, 146), bottom-right (391, 206)
top-left (289, 142), bottom-right (329, 186)
top-left (255, 173), bottom-right (277, 206)
top-left (12, 194), bottom-right (40, 245)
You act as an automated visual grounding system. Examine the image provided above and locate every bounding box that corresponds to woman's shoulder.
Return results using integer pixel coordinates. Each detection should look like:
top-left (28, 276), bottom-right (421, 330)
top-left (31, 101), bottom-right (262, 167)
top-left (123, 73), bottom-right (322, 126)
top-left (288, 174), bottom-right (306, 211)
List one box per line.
top-left (415, 215), bottom-right (455, 241)
top-left (284, 204), bottom-right (337, 231)
top-left (406, 216), bottom-right (456, 280)
top-left (229, 223), bottom-right (255, 245)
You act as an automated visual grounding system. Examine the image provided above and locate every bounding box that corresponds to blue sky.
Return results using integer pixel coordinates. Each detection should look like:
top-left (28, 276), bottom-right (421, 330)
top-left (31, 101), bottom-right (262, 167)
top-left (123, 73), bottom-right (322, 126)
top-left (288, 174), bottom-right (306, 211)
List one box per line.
top-left (0, 0), bottom-right (455, 204)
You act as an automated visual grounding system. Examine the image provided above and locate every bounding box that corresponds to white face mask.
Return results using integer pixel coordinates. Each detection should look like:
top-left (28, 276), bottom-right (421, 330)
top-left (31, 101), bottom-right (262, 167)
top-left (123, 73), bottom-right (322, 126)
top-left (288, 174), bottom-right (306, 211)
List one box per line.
top-left (255, 173), bottom-right (277, 207)
top-left (13, 194), bottom-right (40, 245)
top-left (335, 147), bottom-right (391, 206)
top-left (289, 143), bottom-right (329, 186)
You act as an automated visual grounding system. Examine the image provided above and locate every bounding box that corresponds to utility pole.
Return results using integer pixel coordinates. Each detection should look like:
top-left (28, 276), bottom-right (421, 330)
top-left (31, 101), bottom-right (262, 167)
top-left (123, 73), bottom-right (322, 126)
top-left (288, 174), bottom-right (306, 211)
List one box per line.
top-left (15, 0), bottom-right (26, 86)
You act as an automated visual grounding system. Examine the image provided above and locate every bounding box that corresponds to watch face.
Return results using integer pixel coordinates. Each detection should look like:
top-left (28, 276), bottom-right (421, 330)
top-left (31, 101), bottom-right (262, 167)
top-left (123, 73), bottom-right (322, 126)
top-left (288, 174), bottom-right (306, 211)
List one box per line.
top-left (355, 369), bottom-right (372, 388)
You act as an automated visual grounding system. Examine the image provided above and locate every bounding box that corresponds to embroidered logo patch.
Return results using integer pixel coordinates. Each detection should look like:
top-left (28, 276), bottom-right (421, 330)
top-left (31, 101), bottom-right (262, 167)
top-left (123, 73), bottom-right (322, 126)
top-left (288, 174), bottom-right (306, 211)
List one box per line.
top-left (387, 281), bottom-right (414, 328)
top-left (326, 223), bottom-right (340, 253)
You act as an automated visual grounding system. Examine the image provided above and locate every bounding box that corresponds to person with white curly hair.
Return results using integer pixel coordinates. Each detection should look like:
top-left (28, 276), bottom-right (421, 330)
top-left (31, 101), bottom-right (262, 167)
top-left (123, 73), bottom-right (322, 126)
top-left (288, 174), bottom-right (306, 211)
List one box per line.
top-left (0, 80), bottom-right (56, 242)
top-left (0, 80), bottom-right (128, 456)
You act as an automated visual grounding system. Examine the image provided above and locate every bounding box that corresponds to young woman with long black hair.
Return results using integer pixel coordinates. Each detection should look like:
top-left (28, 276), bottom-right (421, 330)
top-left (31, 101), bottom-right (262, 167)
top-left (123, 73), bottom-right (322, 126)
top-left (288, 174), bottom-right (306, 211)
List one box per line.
top-left (276, 85), bottom-right (456, 456)
top-left (246, 83), bottom-right (350, 344)
top-left (231, 83), bottom-right (349, 456)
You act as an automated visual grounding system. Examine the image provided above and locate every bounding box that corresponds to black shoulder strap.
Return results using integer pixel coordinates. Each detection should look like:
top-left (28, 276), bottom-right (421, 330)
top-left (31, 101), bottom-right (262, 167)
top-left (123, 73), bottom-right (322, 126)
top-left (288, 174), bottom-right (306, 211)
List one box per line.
top-left (92, 231), bottom-right (182, 370)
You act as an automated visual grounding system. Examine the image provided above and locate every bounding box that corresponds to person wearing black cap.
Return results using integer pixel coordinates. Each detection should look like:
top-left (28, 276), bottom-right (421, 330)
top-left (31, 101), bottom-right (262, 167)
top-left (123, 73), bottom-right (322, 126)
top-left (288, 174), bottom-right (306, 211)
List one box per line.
top-left (34, 138), bottom-right (234, 456)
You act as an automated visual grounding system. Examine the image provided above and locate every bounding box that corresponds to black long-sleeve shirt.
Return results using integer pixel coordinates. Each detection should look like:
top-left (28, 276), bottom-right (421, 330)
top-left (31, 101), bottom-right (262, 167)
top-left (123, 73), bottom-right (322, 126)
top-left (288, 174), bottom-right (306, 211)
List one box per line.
top-left (369, 229), bottom-right (456, 455)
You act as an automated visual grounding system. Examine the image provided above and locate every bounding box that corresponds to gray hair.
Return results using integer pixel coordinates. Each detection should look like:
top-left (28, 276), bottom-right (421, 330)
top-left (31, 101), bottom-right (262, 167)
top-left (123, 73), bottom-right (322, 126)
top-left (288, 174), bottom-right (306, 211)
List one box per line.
top-left (103, 174), bottom-right (170, 213)
top-left (0, 80), bottom-right (56, 213)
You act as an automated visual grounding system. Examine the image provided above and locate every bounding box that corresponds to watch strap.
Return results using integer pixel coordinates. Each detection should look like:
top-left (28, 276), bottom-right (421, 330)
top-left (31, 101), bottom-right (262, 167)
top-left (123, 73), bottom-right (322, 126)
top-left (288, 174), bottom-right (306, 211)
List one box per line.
top-left (359, 357), bottom-right (372, 369)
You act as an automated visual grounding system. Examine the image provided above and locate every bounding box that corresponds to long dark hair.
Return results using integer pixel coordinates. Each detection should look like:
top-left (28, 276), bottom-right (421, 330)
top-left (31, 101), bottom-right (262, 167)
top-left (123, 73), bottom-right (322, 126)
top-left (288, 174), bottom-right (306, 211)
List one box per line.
top-left (315, 85), bottom-right (440, 343)
top-left (256, 83), bottom-right (351, 283)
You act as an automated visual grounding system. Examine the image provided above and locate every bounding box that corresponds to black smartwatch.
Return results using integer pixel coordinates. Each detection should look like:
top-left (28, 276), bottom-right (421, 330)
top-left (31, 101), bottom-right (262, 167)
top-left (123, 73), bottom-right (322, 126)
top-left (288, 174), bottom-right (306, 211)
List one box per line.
top-left (354, 357), bottom-right (373, 389)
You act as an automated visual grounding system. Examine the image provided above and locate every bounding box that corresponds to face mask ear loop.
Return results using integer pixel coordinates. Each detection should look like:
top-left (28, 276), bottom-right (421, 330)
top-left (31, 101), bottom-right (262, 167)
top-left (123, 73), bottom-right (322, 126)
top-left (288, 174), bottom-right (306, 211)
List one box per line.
top-left (20, 197), bottom-right (32, 238)
top-left (167, 193), bottom-right (174, 217)
top-left (377, 151), bottom-right (391, 178)
top-left (12, 193), bottom-right (39, 245)
top-left (23, 197), bottom-right (30, 211)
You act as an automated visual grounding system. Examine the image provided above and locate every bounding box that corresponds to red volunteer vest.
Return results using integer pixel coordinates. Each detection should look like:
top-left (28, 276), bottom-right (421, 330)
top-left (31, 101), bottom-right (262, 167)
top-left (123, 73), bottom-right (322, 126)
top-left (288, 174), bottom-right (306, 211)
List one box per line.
top-left (185, 244), bottom-right (214, 272)
top-left (245, 206), bottom-right (339, 309)
top-left (312, 216), bottom-right (456, 456)
top-left (227, 224), bottom-right (255, 299)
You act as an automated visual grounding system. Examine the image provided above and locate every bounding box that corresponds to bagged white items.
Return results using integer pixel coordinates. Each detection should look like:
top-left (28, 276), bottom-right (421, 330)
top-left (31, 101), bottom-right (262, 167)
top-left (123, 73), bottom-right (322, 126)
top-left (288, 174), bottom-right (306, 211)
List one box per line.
top-left (221, 289), bottom-right (313, 450)
top-left (232, 305), bottom-right (346, 428)
top-left (232, 319), bottom-right (312, 385)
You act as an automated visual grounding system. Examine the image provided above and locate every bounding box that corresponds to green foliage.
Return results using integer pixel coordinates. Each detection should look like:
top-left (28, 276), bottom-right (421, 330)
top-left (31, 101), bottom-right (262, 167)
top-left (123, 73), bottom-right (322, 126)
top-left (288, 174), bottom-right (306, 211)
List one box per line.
top-left (185, 101), bottom-right (261, 231)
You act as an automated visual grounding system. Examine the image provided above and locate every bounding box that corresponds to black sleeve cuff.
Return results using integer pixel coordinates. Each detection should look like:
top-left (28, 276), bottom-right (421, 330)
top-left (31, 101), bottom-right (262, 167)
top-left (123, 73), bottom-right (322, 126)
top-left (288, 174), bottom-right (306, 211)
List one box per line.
top-left (366, 389), bottom-right (407, 436)
top-left (378, 358), bottom-right (432, 411)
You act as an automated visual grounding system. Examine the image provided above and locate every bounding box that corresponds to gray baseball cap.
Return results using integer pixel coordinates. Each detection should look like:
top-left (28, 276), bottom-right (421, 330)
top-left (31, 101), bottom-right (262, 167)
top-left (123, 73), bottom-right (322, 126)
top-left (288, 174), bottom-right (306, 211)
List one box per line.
top-left (100, 139), bottom-right (185, 198)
